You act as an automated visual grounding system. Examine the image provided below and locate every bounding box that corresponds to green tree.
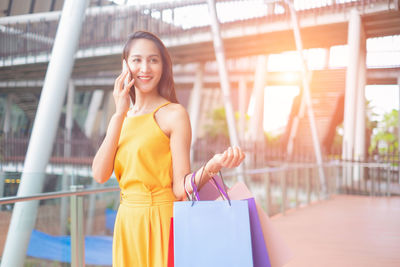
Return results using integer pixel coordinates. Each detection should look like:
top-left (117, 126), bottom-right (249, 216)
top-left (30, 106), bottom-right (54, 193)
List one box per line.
top-left (369, 109), bottom-right (398, 154)
top-left (203, 107), bottom-right (249, 141)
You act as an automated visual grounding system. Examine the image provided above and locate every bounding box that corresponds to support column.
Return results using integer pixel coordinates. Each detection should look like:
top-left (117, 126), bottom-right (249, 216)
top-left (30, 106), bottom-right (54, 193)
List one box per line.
top-left (207, 0), bottom-right (245, 182)
top-left (188, 63), bottom-right (204, 163)
top-left (65, 81), bottom-right (75, 158)
top-left (286, 0), bottom-right (326, 193)
top-left (85, 179), bottom-right (98, 236)
top-left (238, 77), bottom-right (247, 142)
top-left (398, 77), bottom-right (400, 183)
top-left (100, 91), bottom-right (113, 137)
top-left (0, 172), bottom-right (5, 198)
top-left (248, 55), bottom-right (268, 143)
top-left (354, 35), bottom-right (366, 180)
top-left (84, 90), bottom-right (104, 138)
top-left (3, 95), bottom-right (12, 136)
top-left (1, 1), bottom-right (89, 266)
top-left (60, 81), bottom-right (75, 235)
top-left (342, 9), bottom-right (361, 188)
top-left (342, 9), bottom-right (361, 162)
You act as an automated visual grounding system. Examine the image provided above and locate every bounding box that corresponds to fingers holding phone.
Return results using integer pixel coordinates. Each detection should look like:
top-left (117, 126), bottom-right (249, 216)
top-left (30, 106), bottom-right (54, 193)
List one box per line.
top-left (113, 60), bottom-right (134, 116)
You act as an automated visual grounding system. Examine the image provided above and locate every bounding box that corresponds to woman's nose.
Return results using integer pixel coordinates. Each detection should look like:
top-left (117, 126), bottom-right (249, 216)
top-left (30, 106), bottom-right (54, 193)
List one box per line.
top-left (140, 61), bottom-right (149, 73)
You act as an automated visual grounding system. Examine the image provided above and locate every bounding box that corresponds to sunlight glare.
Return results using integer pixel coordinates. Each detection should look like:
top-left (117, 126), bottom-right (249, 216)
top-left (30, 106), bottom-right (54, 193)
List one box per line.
top-left (248, 86), bottom-right (300, 133)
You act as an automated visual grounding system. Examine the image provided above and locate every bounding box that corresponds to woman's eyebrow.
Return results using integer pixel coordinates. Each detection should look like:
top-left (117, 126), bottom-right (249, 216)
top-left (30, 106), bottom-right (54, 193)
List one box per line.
top-left (129, 54), bottom-right (160, 58)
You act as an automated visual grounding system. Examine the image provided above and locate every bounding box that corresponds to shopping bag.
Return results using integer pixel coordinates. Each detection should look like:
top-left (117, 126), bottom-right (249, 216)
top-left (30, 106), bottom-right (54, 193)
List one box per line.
top-left (173, 180), bottom-right (253, 267)
top-left (197, 175), bottom-right (227, 200)
top-left (204, 178), bottom-right (271, 267)
top-left (220, 182), bottom-right (294, 267)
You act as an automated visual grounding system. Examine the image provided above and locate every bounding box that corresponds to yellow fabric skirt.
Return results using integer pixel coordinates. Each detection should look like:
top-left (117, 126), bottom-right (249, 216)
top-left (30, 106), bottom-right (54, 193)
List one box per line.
top-left (112, 189), bottom-right (175, 267)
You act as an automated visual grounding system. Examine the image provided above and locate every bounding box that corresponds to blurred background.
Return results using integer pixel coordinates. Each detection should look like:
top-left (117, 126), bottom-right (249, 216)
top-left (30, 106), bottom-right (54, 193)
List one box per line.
top-left (0, 0), bottom-right (399, 266)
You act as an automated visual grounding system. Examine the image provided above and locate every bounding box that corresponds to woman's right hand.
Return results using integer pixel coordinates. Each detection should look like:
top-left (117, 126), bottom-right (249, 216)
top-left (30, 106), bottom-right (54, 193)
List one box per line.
top-left (113, 60), bottom-right (135, 116)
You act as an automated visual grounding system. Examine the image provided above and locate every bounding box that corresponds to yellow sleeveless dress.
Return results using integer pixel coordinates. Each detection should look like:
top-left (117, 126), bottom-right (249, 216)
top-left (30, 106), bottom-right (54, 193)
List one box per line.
top-left (113, 102), bottom-right (176, 267)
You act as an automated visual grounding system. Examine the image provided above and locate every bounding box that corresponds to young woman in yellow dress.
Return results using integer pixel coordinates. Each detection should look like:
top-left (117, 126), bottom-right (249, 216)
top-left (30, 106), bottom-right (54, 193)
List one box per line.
top-left (92, 31), bottom-right (245, 267)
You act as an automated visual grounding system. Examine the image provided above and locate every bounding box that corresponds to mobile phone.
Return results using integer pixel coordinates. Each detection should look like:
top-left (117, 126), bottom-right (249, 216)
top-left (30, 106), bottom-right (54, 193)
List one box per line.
top-left (124, 71), bottom-right (132, 87)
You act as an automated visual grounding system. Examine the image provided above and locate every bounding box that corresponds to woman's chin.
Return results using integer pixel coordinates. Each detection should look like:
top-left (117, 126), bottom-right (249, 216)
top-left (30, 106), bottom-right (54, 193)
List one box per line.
top-left (135, 86), bottom-right (157, 94)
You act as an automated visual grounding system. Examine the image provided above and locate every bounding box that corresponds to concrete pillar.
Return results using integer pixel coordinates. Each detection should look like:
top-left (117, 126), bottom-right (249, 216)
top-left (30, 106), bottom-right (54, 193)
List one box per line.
top-left (354, 38), bottom-right (366, 162)
top-left (207, 0), bottom-right (245, 182)
top-left (3, 95), bottom-right (12, 136)
top-left (248, 55), bottom-right (268, 143)
top-left (342, 9), bottom-right (361, 162)
top-left (188, 63), bottom-right (204, 163)
top-left (84, 90), bottom-right (104, 138)
top-left (65, 81), bottom-right (75, 158)
top-left (353, 34), bottom-right (366, 182)
top-left (325, 47), bottom-right (330, 69)
top-left (85, 179), bottom-right (98, 236)
top-left (188, 63), bottom-right (204, 144)
top-left (398, 77), bottom-right (400, 183)
top-left (238, 77), bottom-right (247, 142)
top-left (60, 81), bottom-right (75, 235)
top-left (99, 91), bottom-right (113, 137)
top-left (0, 1), bottom-right (89, 266)
top-left (0, 172), bottom-right (5, 198)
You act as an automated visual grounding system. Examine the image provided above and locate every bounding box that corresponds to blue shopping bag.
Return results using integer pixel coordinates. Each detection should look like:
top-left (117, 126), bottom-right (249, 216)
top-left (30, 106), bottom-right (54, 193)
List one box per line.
top-left (174, 180), bottom-right (254, 267)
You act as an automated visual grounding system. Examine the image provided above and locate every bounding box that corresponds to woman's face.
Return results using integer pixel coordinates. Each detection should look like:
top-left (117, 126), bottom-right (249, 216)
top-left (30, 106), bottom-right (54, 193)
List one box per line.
top-left (126, 38), bottom-right (163, 94)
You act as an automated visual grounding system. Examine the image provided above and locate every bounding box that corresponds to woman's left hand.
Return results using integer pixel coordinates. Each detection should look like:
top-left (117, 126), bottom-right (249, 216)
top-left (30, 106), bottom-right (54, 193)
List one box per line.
top-left (208, 146), bottom-right (245, 172)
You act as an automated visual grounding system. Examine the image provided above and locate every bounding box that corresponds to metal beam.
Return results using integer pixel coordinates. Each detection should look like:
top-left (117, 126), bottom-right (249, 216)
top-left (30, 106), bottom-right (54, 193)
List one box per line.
top-left (207, 0), bottom-right (245, 182)
top-left (286, 0), bottom-right (326, 193)
top-left (29, 0), bottom-right (36, 14)
top-left (0, 0), bottom-right (89, 266)
top-left (5, 0), bottom-right (13, 16)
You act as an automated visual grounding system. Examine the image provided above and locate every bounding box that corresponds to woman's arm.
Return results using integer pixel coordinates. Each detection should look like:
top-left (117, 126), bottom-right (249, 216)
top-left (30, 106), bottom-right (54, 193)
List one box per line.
top-left (92, 61), bottom-right (134, 183)
top-left (169, 105), bottom-right (245, 200)
top-left (92, 113), bottom-right (125, 183)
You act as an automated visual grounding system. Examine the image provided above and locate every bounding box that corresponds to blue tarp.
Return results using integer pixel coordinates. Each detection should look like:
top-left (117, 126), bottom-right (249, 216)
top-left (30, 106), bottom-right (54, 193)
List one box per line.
top-left (106, 208), bottom-right (117, 233)
top-left (27, 230), bottom-right (113, 266)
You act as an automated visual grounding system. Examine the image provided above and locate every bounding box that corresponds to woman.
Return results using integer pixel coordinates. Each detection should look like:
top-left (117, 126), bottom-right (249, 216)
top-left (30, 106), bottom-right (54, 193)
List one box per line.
top-left (92, 31), bottom-right (245, 267)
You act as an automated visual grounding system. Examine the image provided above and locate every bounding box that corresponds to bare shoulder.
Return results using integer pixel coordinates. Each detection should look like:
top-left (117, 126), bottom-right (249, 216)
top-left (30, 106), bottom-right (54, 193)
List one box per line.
top-left (164, 103), bottom-right (189, 120)
top-left (156, 103), bottom-right (191, 136)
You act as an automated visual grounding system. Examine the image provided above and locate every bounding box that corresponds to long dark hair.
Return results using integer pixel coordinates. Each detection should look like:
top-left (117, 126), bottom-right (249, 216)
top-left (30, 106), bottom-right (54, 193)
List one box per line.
top-left (122, 31), bottom-right (178, 104)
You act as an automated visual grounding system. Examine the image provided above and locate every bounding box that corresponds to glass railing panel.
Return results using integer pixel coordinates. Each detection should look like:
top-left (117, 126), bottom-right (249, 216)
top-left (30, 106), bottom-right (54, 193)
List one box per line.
top-left (0, 172), bottom-right (119, 266)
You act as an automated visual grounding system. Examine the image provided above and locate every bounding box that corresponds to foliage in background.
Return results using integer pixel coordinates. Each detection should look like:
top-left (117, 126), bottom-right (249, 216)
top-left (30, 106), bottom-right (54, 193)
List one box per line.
top-left (203, 107), bottom-right (249, 141)
top-left (332, 100), bottom-right (379, 154)
top-left (369, 109), bottom-right (398, 154)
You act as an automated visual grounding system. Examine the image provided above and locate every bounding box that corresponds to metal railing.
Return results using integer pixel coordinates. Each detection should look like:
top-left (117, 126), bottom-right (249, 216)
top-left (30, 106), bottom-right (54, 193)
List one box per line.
top-left (0, 158), bottom-right (398, 266)
top-left (0, 0), bottom-right (392, 59)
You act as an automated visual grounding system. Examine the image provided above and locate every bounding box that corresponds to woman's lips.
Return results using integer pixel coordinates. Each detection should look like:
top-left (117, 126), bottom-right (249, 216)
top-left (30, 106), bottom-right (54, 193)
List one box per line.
top-left (137, 76), bottom-right (152, 81)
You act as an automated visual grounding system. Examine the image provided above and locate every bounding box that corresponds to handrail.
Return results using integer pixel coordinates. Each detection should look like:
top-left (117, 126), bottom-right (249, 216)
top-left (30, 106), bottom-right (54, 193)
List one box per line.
top-left (222, 161), bottom-right (393, 177)
top-left (0, 186), bottom-right (120, 205)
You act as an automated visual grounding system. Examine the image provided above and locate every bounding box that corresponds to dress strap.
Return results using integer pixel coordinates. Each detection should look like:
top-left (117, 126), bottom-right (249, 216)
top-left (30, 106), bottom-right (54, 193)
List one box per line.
top-left (153, 101), bottom-right (171, 114)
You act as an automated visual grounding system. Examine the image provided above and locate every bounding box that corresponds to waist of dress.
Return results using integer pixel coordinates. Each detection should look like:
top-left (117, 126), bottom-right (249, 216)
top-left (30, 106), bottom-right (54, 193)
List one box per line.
top-left (120, 188), bottom-right (176, 207)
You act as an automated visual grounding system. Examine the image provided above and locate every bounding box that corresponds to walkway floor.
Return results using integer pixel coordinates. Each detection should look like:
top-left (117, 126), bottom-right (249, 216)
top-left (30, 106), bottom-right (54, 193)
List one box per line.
top-left (271, 195), bottom-right (400, 267)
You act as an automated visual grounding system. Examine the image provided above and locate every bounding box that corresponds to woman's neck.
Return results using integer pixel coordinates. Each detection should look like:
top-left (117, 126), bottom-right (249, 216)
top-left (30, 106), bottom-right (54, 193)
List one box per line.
top-left (133, 89), bottom-right (164, 112)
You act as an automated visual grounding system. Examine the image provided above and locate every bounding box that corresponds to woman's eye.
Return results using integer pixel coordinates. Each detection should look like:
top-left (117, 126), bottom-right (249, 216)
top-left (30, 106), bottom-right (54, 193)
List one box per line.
top-left (132, 58), bottom-right (141, 63)
top-left (150, 58), bottom-right (159, 63)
